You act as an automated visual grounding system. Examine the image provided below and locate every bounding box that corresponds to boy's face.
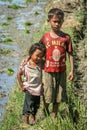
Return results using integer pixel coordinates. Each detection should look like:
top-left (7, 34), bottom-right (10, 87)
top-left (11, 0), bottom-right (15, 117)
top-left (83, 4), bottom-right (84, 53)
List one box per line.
top-left (48, 15), bottom-right (63, 32)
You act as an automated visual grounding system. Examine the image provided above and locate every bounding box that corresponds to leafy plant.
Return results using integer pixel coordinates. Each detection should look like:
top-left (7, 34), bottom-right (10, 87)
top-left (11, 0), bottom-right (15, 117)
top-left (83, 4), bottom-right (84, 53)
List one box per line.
top-left (34, 11), bottom-right (39, 15)
top-left (8, 4), bottom-right (22, 9)
top-left (25, 29), bottom-right (30, 34)
top-left (5, 68), bottom-right (14, 76)
top-left (3, 38), bottom-right (13, 43)
top-left (0, 49), bottom-right (11, 55)
top-left (25, 0), bottom-right (35, 4)
top-left (24, 21), bottom-right (33, 26)
top-left (1, 22), bottom-right (9, 26)
top-left (7, 16), bottom-right (13, 20)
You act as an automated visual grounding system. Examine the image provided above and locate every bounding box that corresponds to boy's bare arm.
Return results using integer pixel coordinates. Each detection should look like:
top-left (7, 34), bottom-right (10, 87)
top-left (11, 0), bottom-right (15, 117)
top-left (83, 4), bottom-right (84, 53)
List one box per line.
top-left (67, 53), bottom-right (74, 81)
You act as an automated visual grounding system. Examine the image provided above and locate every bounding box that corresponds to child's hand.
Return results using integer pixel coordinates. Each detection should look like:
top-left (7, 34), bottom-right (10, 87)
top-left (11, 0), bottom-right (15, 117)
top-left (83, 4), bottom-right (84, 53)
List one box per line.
top-left (20, 57), bottom-right (29, 67)
top-left (67, 71), bottom-right (74, 81)
top-left (21, 86), bottom-right (26, 92)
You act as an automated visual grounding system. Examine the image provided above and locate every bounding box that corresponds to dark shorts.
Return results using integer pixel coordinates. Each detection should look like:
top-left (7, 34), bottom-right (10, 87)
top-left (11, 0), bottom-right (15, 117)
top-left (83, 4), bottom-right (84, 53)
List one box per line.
top-left (42, 71), bottom-right (68, 103)
top-left (23, 91), bottom-right (40, 116)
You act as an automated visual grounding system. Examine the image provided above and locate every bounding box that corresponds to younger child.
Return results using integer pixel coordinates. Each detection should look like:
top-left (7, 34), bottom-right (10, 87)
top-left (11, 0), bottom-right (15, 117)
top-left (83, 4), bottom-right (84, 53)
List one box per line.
top-left (17, 42), bottom-right (46, 126)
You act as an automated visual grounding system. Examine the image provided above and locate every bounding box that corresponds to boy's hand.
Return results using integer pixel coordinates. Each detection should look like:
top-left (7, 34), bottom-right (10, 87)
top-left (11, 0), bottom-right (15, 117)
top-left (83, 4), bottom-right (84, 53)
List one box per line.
top-left (67, 71), bottom-right (74, 81)
top-left (20, 57), bottom-right (29, 67)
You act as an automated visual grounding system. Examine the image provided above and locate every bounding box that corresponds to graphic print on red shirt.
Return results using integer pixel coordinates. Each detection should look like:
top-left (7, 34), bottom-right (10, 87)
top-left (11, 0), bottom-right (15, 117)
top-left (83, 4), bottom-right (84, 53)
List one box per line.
top-left (40, 32), bottom-right (73, 72)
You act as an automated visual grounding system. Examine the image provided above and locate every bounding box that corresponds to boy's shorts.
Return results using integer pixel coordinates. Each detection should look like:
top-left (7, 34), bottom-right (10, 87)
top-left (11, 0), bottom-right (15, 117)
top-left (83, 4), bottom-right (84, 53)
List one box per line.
top-left (42, 71), bottom-right (68, 103)
top-left (23, 91), bottom-right (40, 116)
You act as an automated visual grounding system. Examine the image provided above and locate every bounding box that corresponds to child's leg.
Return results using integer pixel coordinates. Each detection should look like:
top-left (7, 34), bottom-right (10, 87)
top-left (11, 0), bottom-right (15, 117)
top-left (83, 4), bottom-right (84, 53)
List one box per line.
top-left (29, 95), bottom-right (40, 125)
top-left (30, 114), bottom-right (35, 121)
top-left (23, 115), bottom-right (29, 125)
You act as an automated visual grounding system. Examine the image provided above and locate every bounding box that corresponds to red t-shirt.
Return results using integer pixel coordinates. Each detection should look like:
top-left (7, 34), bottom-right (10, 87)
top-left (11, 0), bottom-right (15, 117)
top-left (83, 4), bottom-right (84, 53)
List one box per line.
top-left (40, 32), bottom-right (73, 72)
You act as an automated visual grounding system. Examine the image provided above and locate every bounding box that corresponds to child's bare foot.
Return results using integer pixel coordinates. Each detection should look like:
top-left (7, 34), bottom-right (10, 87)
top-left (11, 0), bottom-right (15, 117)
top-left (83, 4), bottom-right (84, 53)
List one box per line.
top-left (29, 114), bottom-right (36, 125)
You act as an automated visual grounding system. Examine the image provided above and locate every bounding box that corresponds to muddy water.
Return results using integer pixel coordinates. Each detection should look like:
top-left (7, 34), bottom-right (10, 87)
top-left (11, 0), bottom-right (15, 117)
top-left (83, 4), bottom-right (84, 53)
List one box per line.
top-left (0, 0), bottom-right (47, 123)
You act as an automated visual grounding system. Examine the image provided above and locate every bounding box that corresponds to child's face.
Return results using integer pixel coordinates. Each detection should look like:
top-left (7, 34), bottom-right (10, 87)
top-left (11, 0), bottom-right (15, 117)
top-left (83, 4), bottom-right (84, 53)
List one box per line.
top-left (48, 15), bottom-right (63, 32)
top-left (31, 49), bottom-right (44, 64)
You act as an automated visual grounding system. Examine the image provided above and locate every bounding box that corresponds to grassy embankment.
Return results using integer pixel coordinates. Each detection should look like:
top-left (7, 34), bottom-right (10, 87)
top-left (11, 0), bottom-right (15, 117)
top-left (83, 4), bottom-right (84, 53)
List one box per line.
top-left (0, 4), bottom-right (87, 130)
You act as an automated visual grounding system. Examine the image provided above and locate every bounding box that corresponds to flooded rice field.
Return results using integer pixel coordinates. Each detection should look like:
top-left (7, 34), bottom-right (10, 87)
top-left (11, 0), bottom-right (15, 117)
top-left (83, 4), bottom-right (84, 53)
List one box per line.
top-left (0, 0), bottom-right (47, 123)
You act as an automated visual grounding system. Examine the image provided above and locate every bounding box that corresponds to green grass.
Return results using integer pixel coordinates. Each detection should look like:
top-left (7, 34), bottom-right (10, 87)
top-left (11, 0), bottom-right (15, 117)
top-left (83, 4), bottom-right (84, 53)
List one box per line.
top-left (0, 84), bottom-right (23, 130)
top-left (0, 49), bottom-right (11, 55)
top-left (25, 0), bottom-right (36, 4)
top-left (0, 83), bottom-right (86, 130)
top-left (8, 4), bottom-right (22, 9)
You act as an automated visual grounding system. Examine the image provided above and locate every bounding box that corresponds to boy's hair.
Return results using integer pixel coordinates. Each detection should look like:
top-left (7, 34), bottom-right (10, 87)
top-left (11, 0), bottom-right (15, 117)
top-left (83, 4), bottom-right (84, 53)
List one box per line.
top-left (48, 8), bottom-right (64, 20)
top-left (29, 42), bottom-right (46, 57)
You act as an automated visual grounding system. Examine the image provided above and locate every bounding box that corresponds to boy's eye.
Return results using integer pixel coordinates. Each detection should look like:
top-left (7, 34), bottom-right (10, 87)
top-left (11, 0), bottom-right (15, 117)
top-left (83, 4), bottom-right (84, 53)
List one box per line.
top-left (54, 21), bottom-right (61, 24)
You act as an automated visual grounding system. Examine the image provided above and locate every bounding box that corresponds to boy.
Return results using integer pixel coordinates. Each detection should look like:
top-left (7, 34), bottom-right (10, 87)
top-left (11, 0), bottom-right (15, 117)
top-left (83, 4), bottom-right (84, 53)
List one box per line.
top-left (40, 8), bottom-right (74, 118)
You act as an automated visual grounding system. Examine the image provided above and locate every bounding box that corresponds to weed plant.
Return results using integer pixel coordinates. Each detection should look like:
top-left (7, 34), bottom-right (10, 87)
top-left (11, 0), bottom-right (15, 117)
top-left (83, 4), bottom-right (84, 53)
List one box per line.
top-left (8, 4), bottom-right (22, 9)
top-left (24, 21), bottom-right (33, 26)
top-left (7, 16), bottom-right (13, 20)
top-left (0, 49), bottom-right (11, 55)
top-left (25, 29), bottom-right (30, 34)
top-left (1, 22), bottom-right (9, 26)
top-left (3, 38), bottom-right (13, 43)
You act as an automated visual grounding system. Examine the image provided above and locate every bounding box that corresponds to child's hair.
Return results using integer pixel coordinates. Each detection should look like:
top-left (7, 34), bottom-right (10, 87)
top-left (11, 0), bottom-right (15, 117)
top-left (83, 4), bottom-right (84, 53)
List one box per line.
top-left (29, 42), bottom-right (46, 57)
top-left (48, 8), bottom-right (64, 20)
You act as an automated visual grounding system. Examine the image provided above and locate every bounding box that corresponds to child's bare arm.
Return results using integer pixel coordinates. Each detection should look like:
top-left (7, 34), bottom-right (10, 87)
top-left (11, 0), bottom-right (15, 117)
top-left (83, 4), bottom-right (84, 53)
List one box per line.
top-left (17, 69), bottom-right (26, 92)
top-left (67, 53), bottom-right (74, 81)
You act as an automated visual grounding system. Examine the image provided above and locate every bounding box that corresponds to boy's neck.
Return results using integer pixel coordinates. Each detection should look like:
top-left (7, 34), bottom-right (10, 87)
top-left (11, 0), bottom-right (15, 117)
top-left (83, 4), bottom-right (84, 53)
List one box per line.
top-left (50, 30), bottom-right (60, 38)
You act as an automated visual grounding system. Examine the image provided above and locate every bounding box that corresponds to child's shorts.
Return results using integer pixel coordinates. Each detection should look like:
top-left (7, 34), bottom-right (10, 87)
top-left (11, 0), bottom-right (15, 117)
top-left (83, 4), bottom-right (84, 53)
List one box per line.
top-left (22, 90), bottom-right (40, 116)
top-left (42, 71), bottom-right (68, 103)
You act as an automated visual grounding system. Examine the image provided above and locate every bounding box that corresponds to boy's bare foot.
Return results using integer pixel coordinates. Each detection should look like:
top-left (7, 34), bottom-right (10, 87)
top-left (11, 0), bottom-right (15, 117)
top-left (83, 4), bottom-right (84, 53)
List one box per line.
top-left (51, 112), bottom-right (57, 119)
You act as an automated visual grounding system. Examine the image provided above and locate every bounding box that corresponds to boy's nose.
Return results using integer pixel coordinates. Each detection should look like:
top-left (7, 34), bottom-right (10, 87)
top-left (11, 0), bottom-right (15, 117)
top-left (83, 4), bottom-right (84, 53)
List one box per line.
top-left (55, 22), bottom-right (59, 26)
top-left (38, 57), bottom-right (41, 60)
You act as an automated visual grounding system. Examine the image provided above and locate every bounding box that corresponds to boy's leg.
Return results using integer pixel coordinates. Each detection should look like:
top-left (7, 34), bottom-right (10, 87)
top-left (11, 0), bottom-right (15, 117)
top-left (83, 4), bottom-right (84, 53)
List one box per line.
top-left (42, 71), bottom-right (53, 116)
top-left (52, 103), bottom-right (59, 118)
top-left (43, 94), bottom-right (50, 115)
top-left (44, 102), bottom-right (50, 115)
